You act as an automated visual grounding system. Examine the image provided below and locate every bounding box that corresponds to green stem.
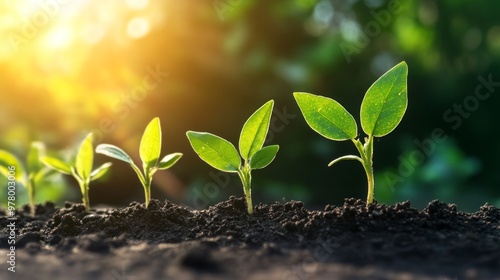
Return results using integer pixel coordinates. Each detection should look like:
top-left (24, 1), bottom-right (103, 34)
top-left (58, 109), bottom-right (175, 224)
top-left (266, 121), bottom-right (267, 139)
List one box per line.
top-left (144, 174), bottom-right (152, 207)
top-left (366, 136), bottom-right (375, 205)
top-left (328, 155), bottom-right (363, 166)
top-left (28, 179), bottom-right (35, 216)
top-left (81, 180), bottom-right (90, 212)
top-left (130, 163), bottom-right (149, 207)
top-left (144, 185), bottom-right (151, 207)
top-left (352, 136), bottom-right (375, 206)
top-left (238, 164), bottom-right (253, 215)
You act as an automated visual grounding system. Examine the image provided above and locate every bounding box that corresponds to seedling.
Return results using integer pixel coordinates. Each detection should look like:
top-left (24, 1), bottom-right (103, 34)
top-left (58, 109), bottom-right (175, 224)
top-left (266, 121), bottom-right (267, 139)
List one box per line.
top-left (186, 100), bottom-right (279, 214)
top-left (294, 61), bottom-right (408, 206)
top-left (0, 142), bottom-right (51, 216)
top-left (95, 117), bottom-right (183, 207)
top-left (42, 133), bottom-right (112, 212)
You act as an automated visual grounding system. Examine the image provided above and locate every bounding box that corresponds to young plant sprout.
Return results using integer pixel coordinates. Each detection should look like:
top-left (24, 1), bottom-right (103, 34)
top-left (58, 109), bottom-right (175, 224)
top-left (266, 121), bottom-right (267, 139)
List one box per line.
top-left (42, 133), bottom-right (112, 212)
top-left (186, 100), bottom-right (279, 215)
top-left (294, 61), bottom-right (408, 206)
top-left (0, 142), bottom-right (51, 216)
top-left (95, 117), bottom-right (183, 207)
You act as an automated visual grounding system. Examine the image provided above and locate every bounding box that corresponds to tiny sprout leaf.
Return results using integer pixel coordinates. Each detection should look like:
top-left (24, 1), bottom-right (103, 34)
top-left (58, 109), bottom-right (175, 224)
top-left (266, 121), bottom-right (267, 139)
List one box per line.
top-left (294, 92), bottom-right (357, 141)
top-left (95, 144), bottom-right (133, 164)
top-left (239, 100), bottom-right (274, 160)
top-left (75, 133), bottom-right (94, 180)
top-left (249, 145), bottom-right (279, 169)
top-left (158, 153), bottom-right (183, 170)
top-left (97, 118), bottom-right (182, 207)
top-left (90, 162), bottom-right (112, 181)
top-left (42, 156), bottom-right (72, 174)
top-left (140, 117), bottom-right (161, 170)
top-left (361, 61), bottom-right (408, 137)
top-left (0, 150), bottom-right (25, 182)
top-left (27, 142), bottom-right (45, 174)
top-left (186, 131), bottom-right (241, 172)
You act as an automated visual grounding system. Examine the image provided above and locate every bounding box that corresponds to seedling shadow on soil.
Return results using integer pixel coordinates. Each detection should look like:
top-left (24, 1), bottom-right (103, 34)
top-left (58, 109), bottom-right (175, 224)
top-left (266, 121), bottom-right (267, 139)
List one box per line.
top-left (1, 197), bottom-right (499, 279)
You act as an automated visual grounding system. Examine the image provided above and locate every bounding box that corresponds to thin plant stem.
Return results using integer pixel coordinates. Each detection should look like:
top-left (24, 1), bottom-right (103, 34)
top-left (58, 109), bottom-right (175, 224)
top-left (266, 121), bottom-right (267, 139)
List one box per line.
top-left (81, 180), bottom-right (90, 212)
top-left (144, 175), bottom-right (151, 207)
top-left (238, 165), bottom-right (253, 215)
top-left (28, 179), bottom-right (35, 216)
top-left (352, 136), bottom-right (375, 206)
top-left (328, 155), bottom-right (363, 166)
top-left (129, 163), bottom-right (149, 206)
top-left (363, 136), bottom-right (375, 205)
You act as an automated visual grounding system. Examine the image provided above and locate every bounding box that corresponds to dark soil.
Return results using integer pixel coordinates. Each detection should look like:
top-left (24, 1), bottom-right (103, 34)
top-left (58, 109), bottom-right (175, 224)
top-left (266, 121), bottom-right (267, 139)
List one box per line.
top-left (1, 197), bottom-right (499, 280)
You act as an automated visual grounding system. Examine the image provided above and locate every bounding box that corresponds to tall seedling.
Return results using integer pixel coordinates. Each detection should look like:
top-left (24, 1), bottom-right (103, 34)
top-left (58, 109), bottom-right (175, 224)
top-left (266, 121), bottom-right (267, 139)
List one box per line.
top-left (96, 117), bottom-right (183, 207)
top-left (187, 100), bottom-right (279, 214)
top-left (42, 133), bottom-right (112, 212)
top-left (294, 62), bottom-right (408, 205)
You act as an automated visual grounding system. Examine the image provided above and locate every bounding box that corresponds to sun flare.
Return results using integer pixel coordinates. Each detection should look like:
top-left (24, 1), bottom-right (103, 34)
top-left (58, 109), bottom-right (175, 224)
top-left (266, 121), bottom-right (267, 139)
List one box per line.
top-left (0, 0), bottom-right (172, 139)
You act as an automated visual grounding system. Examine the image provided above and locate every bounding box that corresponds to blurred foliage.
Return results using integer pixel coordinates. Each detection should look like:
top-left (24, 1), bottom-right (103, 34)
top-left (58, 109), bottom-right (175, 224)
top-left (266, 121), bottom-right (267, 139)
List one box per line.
top-left (0, 175), bottom-right (72, 209)
top-left (375, 139), bottom-right (483, 211)
top-left (1, 0), bottom-right (499, 211)
top-left (0, 145), bottom-right (75, 208)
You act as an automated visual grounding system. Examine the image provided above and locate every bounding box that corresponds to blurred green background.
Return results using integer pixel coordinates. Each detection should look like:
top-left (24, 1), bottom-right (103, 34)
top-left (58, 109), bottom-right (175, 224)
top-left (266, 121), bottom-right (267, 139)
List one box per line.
top-left (1, 0), bottom-right (499, 212)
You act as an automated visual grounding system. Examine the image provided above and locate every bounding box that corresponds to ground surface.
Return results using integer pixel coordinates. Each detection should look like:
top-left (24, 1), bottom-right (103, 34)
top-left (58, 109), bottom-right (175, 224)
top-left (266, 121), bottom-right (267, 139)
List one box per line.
top-left (1, 197), bottom-right (499, 280)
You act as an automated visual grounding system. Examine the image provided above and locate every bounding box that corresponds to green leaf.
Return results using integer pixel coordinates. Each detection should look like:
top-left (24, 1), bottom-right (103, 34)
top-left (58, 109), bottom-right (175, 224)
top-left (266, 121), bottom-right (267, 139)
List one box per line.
top-left (75, 133), bottom-right (94, 179)
top-left (96, 144), bottom-right (145, 186)
top-left (95, 144), bottom-right (133, 164)
top-left (90, 162), bottom-right (112, 181)
top-left (27, 142), bottom-right (45, 174)
top-left (41, 156), bottom-right (72, 174)
top-left (239, 100), bottom-right (274, 160)
top-left (186, 131), bottom-right (241, 172)
top-left (294, 92), bottom-right (357, 141)
top-left (158, 153), bottom-right (183, 170)
top-left (249, 145), bottom-right (279, 169)
top-left (0, 150), bottom-right (25, 182)
top-left (140, 117), bottom-right (162, 171)
top-left (360, 61), bottom-right (408, 137)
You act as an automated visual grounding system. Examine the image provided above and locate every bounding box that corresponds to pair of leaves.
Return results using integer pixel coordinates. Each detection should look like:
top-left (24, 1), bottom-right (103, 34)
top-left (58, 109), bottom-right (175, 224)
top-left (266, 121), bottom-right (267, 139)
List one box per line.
top-left (42, 133), bottom-right (112, 183)
top-left (186, 100), bottom-right (279, 173)
top-left (95, 117), bottom-right (183, 186)
top-left (0, 142), bottom-right (47, 185)
top-left (294, 61), bottom-right (408, 140)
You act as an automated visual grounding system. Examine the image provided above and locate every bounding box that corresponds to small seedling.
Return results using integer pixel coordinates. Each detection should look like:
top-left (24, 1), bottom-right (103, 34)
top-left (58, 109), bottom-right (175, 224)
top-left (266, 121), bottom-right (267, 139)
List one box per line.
top-left (0, 142), bottom-right (50, 216)
top-left (42, 133), bottom-right (112, 212)
top-left (186, 100), bottom-right (279, 214)
top-left (294, 61), bottom-right (408, 206)
top-left (95, 117), bottom-right (183, 207)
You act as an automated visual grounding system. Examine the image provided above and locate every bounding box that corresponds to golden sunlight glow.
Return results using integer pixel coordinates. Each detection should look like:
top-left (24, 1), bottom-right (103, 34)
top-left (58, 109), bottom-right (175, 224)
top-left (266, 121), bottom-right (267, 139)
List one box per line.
top-left (43, 26), bottom-right (73, 49)
top-left (127, 17), bottom-right (150, 39)
top-left (126, 0), bottom-right (150, 10)
top-left (80, 22), bottom-right (107, 45)
top-left (0, 0), bottom-right (174, 140)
